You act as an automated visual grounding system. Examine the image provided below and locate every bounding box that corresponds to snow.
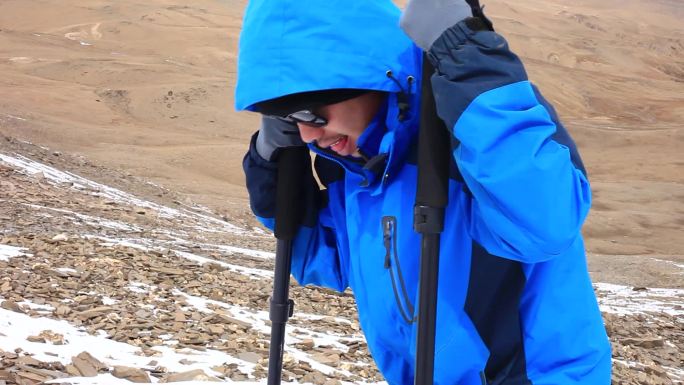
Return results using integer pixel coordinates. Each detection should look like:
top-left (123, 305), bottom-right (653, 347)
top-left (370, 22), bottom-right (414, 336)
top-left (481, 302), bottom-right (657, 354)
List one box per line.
top-left (17, 301), bottom-right (55, 315)
top-left (92, 233), bottom-right (275, 279)
top-left (173, 250), bottom-right (273, 279)
top-left (207, 243), bottom-right (275, 260)
top-left (127, 282), bottom-right (154, 294)
top-left (92, 236), bottom-right (151, 251)
top-left (595, 282), bottom-right (684, 317)
top-left (0, 244), bottom-right (32, 261)
top-left (24, 203), bottom-right (143, 232)
top-left (0, 153), bottom-right (245, 234)
top-left (101, 296), bottom-right (118, 305)
top-left (0, 284), bottom-right (368, 384)
top-left (651, 257), bottom-right (684, 272)
top-left (0, 306), bottom-right (261, 384)
top-left (172, 289), bottom-right (271, 335)
top-left (85, 235), bottom-right (274, 279)
top-left (172, 290), bottom-right (367, 378)
top-left (46, 376), bottom-right (267, 385)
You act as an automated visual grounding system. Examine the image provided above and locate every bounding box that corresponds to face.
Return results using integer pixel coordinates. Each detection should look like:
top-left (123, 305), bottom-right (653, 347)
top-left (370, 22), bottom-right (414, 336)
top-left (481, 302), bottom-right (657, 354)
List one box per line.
top-left (297, 92), bottom-right (384, 157)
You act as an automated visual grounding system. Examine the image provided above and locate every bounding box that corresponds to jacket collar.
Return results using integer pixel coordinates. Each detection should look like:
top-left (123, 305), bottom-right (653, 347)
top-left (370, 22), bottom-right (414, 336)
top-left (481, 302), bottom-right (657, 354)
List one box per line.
top-left (309, 79), bottom-right (421, 195)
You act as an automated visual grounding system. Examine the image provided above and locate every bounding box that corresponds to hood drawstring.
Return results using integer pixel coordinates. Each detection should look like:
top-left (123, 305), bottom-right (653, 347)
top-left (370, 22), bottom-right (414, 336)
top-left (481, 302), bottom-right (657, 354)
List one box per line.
top-left (386, 70), bottom-right (415, 122)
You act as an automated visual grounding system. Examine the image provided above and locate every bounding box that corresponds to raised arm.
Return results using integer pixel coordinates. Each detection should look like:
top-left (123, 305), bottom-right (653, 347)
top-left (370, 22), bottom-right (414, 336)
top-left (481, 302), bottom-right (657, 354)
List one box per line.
top-left (243, 117), bottom-right (349, 290)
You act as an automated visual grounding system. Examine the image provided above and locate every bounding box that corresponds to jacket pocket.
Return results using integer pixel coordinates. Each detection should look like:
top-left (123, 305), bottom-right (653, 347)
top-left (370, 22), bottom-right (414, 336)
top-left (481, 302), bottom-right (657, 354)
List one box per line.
top-left (382, 215), bottom-right (416, 324)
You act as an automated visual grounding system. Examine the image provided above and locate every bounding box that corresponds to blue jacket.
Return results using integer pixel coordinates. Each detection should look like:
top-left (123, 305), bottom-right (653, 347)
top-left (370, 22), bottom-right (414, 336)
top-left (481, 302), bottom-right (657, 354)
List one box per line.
top-left (236, 1), bottom-right (611, 384)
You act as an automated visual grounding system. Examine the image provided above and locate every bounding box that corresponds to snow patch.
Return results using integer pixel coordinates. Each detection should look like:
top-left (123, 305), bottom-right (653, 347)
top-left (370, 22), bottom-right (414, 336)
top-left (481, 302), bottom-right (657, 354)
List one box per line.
top-left (100, 296), bottom-right (118, 305)
top-left (0, 304), bottom-right (262, 384)
top-left (126, 282), bottom-right (153, 294)
top-left (651, 257), bottom-right (684, 272)
top-left (172, 250), bottom-right (272, 279)
top-left (0, 153), bottom-right (245, 234)
top-left (595, 282), bottom-right (684, 316)
top-left (209, 244), bottom-right (275, 260)
top-left (24, 203), bottom-right (142, 232)
top-left (0, 244), bottom-right (32, 261)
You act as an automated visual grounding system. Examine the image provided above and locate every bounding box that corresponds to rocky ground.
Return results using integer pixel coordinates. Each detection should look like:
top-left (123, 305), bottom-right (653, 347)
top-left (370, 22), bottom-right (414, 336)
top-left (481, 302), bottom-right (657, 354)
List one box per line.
top-left (0, 137), bottom-right (682, 385)
top-left (0, 136), bottom-right (380, 385)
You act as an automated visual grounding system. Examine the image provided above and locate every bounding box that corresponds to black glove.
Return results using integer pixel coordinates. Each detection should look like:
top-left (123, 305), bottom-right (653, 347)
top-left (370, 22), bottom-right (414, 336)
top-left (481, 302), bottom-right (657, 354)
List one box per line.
top-left (255, 116), bottom-right (306, 161)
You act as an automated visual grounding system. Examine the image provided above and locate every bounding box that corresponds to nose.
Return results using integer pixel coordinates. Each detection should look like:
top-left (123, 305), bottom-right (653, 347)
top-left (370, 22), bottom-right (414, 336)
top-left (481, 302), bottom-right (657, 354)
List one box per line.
top-left (297, 123), bottom-right (323, 143)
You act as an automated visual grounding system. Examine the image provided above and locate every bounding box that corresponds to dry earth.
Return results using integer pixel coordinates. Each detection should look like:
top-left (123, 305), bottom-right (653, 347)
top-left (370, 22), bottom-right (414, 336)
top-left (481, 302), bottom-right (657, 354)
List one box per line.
top-left (0, 0), bottom-right (683, 384)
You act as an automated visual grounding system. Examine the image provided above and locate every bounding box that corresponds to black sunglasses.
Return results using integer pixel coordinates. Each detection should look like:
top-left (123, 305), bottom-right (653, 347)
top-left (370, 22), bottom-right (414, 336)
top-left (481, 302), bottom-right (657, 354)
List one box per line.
top-left (280, 110), bottom-right (328, 127)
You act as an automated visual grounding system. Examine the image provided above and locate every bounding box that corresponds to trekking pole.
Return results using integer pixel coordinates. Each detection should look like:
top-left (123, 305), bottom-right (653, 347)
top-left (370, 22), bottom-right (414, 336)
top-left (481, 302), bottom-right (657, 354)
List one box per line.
top-left (268, 146), bottom-right (309, 385)
top-left (411, 1), bottom-right (491, 383)
top-left (413, 54), bottom-right (451, 385)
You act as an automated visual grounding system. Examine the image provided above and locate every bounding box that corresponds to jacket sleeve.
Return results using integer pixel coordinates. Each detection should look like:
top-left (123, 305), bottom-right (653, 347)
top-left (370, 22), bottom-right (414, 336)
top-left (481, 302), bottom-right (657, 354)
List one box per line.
top-left (428, 20), bottom-right (591, 262)
top-left (242, 132), bottom-right (349, 290)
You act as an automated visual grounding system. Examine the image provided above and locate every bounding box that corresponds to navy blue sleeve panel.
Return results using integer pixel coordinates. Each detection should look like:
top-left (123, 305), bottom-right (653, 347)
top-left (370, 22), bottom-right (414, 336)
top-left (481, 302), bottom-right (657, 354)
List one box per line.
top-left (430, 22), bottom-right (585, 177)
top-left (427, 21), bottom-right (591, 262)
top-left (242, 132), bottom-right (348, 291)
top-left (243, 132), bottom-right (278, 227)
top-left (427, 20), bottom-right (528, 133)
top-left (455, 82), bottom-right (592, 262)
top-left (465, 241), bottom-right (530, 385)
top-left (242, 131), bottom-right (322, 229)
top-left (531, 84), bottom-right (587, 177)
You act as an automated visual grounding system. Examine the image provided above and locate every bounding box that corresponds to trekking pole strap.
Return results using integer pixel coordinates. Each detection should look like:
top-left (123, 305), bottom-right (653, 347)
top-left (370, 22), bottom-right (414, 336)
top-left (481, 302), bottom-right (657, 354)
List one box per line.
top-left (465, 0), bottom-right (495, 31)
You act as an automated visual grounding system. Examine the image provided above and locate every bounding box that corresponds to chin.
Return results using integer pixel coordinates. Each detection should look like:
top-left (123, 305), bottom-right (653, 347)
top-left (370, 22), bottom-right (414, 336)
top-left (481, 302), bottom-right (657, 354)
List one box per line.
top-left (340, 146), bottom-right (356, 157)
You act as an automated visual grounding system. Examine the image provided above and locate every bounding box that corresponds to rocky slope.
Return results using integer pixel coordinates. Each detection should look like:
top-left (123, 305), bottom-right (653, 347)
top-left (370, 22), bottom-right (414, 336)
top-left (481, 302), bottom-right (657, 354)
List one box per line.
top-left (1, 137), bottom-right (682, 384)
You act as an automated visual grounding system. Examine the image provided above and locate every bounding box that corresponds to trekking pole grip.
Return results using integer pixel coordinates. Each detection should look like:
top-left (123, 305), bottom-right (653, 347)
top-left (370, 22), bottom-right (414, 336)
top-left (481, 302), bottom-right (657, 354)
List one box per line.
top-left (275, 146), bottom-right (308, 240)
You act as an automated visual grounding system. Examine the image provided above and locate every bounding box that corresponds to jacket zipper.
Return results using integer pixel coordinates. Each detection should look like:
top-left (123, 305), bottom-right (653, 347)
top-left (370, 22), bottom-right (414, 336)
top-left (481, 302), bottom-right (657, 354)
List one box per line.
top-left (382, 216), bottom-right (416, 324)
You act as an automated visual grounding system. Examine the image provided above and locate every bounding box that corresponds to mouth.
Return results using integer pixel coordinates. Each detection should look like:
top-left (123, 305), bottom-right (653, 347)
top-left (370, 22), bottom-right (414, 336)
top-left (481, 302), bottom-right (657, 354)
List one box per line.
top-left (320, 135), bottom-right (348, 153)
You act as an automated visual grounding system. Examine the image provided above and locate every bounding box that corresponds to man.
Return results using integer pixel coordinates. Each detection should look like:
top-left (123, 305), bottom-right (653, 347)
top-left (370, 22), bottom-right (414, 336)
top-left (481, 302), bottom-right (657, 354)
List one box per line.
top-left (235, 0), bottom-right (611, 384)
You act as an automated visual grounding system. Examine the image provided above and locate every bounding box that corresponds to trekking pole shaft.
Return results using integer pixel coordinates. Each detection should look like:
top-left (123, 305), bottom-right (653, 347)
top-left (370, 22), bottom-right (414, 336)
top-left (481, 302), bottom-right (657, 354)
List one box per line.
top-left (267, 146), bottom-right (308, 385)
top-left (268, 239), bottom-right (294, 385)
top-left (414, 53), bottom-right (450, 385)
top-left (414, 234), bottom-right (441, 385)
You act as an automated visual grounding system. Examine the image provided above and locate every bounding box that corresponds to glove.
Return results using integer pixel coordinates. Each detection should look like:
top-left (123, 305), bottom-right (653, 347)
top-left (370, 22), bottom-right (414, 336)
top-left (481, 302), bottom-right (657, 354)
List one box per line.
top-left (255, 115), bottom-right (306, 161)
top-left (400, 0), bottom-right (493, 52)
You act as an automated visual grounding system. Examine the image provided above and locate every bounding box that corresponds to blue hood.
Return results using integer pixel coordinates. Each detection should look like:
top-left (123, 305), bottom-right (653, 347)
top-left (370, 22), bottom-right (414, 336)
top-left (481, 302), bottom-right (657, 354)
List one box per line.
top-left (235, 0), bottom-right (421, 111)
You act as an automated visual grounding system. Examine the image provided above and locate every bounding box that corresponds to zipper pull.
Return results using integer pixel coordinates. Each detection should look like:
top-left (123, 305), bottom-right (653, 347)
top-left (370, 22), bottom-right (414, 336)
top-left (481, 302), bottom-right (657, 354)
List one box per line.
top-left (382, 217), bottom-right (392, 268)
